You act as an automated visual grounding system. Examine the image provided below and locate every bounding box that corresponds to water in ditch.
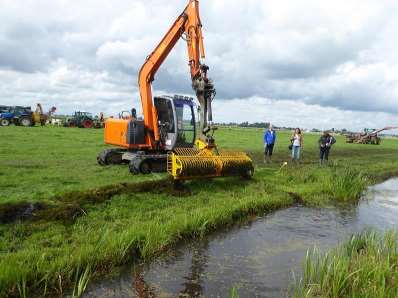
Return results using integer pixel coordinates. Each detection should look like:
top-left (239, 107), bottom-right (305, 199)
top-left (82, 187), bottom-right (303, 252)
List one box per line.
top-left (84, 178), bottom-right (398, 297)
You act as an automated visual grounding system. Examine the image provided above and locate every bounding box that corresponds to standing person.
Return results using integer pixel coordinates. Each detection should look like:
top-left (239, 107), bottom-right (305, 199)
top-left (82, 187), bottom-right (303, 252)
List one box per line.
top-left (319, 131), bottom-right (336, 165)
top-left (264, 124), bottom-right (277, 163)
top-left (291, 128), bottom-right (303, 163)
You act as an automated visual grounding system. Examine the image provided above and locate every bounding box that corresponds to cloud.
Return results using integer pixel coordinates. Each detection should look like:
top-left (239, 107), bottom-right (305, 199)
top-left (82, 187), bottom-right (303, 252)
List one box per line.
top-left (0, 0), bottom-right (397, 130)
top-left (212, 97), bottom-right (398, 132)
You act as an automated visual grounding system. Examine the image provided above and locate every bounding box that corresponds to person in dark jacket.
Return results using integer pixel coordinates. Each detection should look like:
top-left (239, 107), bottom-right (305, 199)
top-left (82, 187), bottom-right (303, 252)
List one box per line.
top-left (318, 131), bottom-right (336, 165)
top-left (264, 124), bottom-right (277, 163)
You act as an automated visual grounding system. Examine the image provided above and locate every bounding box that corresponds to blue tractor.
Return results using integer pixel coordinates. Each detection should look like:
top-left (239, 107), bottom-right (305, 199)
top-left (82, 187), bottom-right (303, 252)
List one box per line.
top-left (0, 105), bottom-right (13, 126)
top-left (0, 106), bottom-right (34, 126)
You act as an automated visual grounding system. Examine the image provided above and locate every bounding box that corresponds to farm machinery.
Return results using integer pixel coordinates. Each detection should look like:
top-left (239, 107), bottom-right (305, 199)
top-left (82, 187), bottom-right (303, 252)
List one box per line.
top-left (98, 0), bottom-right (254, 181)
top-left (0, 104), bottom-right (55, 127)
top-left (64, 111), bottom-right (104, 129)
top-left (0, 106), bottom-right (33, 126)
top-left (0, 106), bottom-right (13, 126)
top-left (33, 104), bottom-right (57, 126)
top-left (345, 127), bottom-right (398, 144)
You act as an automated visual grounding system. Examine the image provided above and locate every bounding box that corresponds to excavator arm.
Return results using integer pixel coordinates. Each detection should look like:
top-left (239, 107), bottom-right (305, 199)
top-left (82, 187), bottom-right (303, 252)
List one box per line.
top-left (139, 0), bottom-right (215, 146)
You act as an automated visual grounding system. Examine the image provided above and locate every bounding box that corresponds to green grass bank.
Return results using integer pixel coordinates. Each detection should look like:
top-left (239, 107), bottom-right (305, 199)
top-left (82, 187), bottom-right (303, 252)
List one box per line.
top-left (294, 230), bottom-right (398, 298)
top-left (0, 126), bottom-right (398, 297)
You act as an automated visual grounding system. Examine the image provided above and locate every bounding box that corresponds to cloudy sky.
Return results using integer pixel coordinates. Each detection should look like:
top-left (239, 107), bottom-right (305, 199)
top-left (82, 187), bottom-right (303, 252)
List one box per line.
top-left (1, 0), bottom-right (398, 131)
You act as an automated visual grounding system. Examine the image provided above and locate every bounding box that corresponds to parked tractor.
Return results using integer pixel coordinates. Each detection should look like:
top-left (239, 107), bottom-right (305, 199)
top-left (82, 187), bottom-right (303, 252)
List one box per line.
top-left (64, 111), bottom-right (105, 128)
top-left (0, 106), bottom-right (34, 126)
top-left (64, 111), bottom-right (95, 128)
top-left (0, 106), bottom-right (13, 126)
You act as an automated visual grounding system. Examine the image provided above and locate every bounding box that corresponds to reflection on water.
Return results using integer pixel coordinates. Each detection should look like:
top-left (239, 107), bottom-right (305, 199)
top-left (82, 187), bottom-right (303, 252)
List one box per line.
top-left (84, 179), bottom-right (398, 298)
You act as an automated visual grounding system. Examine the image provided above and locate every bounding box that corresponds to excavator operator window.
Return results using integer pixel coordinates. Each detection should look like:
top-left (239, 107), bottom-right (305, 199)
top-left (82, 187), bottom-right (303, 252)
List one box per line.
top-left (155, 97), bottom-right (175, 133)
top-left (175, 101), bottom-right (195, 146)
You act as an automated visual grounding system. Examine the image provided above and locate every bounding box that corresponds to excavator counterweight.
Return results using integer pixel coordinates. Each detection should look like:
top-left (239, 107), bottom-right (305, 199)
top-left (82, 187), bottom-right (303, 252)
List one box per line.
top-left (98, 0), bottom-right (254, 181)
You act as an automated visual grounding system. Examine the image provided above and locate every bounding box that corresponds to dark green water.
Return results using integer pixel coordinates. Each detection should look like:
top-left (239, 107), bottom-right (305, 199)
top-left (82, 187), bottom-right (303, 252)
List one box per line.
top-left (84, 178), bottom-right (398, 297)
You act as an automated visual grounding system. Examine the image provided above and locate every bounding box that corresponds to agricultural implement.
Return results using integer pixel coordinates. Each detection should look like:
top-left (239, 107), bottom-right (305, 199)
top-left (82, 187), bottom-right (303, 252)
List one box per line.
top-left (98, 0), bottom-right (254, 181)
top-left (33, 104), bottom-right (57, 126)
top-left (345, 127), bottom-right (398, 145)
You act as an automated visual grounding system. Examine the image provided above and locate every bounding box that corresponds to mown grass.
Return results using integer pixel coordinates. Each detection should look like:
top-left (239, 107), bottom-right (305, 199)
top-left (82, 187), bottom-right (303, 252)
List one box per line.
top-left (0, 126), bottom-right (149, 203)
top-left (0, 126), bottom-right (398, 296)
top-left (294, 230), bottom-right (398, 298)
top-left (1, 126), bottom-right (397, 203)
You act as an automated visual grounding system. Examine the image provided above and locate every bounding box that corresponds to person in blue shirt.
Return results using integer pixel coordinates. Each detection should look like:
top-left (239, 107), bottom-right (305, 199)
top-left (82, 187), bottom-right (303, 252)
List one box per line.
top-left (264, 124), bottom-right (277, 163)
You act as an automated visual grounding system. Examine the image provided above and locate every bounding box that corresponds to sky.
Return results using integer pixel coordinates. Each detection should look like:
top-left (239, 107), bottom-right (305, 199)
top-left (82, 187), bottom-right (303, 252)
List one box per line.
top-left (0, 0), bottom-right (398, 131)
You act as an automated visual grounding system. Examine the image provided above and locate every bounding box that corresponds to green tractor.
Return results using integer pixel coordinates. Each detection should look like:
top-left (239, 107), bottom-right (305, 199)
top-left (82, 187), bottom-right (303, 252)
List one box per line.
top-left (64, 111), bottom-right (95, 128)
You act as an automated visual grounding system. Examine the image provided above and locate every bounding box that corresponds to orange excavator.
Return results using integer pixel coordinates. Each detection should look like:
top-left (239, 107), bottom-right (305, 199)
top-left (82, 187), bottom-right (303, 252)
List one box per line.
top-left (98, 0), bottom-right (253, 180)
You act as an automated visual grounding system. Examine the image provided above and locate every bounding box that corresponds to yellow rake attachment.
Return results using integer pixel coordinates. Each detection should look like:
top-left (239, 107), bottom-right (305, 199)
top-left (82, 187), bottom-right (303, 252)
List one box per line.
top-left (167, 141), bottom-right (254, 181)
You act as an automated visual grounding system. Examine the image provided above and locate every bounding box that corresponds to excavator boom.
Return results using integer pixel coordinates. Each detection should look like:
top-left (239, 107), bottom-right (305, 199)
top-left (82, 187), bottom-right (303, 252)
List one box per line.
top-left (139, 0), bottom-right (215, 146)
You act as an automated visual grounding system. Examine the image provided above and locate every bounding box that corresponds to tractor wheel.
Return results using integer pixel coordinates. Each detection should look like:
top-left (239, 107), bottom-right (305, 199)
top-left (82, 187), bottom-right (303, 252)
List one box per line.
top-left (82, 119), bottom-right (93, 129)
top-left (20, 117), bottom-right (32, 127)
top-left (0, 118), bottom-right (10, 126)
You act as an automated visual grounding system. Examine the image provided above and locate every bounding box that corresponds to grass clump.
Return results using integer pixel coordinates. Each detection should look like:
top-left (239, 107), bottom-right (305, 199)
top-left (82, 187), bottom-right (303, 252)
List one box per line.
top-left (276, 165), bottom-right (368, 205)
top-left (294, 230), bottom-right (398, 298)
top-left (324, 167), bottom-right (368, 202)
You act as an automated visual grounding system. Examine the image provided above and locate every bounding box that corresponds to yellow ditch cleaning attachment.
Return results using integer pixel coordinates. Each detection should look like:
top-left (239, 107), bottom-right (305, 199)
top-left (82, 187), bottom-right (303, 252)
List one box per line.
top-left (167, 140), bottom-right (254, 181)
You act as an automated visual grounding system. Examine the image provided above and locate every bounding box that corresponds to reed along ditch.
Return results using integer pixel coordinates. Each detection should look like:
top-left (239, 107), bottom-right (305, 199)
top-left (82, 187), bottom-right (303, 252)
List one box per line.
top-left (83, 178), bottom-right (398, 298)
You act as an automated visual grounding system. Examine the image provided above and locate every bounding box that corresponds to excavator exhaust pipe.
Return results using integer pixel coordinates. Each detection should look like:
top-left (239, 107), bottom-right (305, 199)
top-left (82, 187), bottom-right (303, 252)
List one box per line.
top-left (167, 142), bottom-right (254, 181)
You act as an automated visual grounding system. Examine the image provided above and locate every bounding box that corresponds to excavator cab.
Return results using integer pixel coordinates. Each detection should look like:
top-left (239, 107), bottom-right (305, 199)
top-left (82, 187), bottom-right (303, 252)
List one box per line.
top-left (155, 95), bottom-right (196, 150)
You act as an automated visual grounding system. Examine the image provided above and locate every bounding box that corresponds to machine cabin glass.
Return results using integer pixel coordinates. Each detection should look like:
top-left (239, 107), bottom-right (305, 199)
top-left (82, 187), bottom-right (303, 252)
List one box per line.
top-left (174, 98), bottom-right (196, 147)
top-left (154, 95), bottom-right (196, 150)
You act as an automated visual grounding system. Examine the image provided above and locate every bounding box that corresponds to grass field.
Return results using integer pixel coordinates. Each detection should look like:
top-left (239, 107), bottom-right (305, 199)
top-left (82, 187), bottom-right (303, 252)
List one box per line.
top-left (0, 126), bottom-right (398, 297)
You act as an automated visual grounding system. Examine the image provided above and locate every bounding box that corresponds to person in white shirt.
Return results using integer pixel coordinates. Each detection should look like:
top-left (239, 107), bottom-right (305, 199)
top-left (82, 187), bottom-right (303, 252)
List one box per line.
top-left (290, 128), bottom-right (303, 162)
